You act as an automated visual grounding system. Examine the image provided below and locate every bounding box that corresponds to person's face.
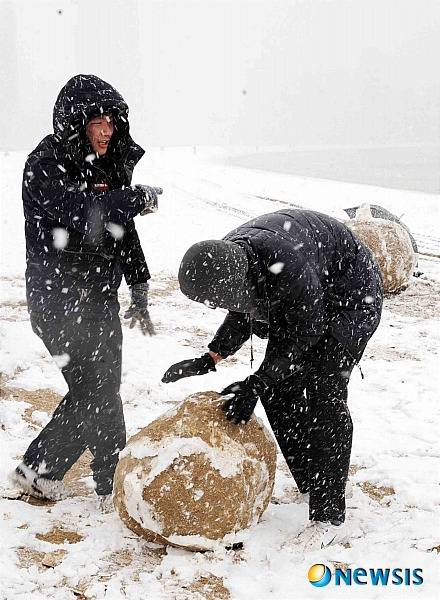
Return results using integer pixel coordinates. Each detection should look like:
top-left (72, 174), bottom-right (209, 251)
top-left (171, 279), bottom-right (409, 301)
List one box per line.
top-left (85, 114), bottom-right (114, 155)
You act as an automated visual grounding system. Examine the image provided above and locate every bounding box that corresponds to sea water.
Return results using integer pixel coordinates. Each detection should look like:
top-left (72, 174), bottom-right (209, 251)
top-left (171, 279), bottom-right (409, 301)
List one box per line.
top-left (228, 145), bottom-right (440, 195)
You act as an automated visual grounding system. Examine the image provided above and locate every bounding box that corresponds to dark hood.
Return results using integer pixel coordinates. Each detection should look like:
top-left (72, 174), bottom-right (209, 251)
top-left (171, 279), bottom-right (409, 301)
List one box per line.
top-left (52, 74), bottom-right (144, 166)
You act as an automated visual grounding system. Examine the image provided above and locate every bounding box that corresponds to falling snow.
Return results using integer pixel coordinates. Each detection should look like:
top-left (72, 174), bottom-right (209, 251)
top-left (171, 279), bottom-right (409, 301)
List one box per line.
top-left (52, 227), bottom-right (69, 249)
top-left (268, 261), bottom-right (284, 274)
top-left (0, 147), bottom-right (439, 599)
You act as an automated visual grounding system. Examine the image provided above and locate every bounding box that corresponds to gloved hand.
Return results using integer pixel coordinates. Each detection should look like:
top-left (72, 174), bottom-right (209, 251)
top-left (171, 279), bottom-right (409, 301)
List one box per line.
top-left (162, 353), bottom-right (216, 383)
top-left (220, 373), bottom-right (272, 424)
top-left (134, 185), bottom-right (163, 215)
top-left (124, 282), bottom-right (156, 336)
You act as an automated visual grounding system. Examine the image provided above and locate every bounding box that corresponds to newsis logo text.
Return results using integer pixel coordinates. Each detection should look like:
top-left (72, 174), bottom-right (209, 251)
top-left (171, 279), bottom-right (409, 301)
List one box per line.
top-left (308, 564), bottom-right (424, 587)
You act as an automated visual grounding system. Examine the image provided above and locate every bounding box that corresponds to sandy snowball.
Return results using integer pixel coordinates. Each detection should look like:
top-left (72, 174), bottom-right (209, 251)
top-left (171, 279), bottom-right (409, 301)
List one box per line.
top-left (346, 214), bottom-right (416, 293)
top-left (113, 391), bottom-right (277, 551)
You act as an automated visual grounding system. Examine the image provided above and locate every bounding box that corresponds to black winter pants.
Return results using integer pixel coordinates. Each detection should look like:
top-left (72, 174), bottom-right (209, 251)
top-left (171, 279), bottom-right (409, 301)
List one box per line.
top-left (24, 312), bottom-right (125, 495)
top-left (261, 335), bottom-right (359, 524)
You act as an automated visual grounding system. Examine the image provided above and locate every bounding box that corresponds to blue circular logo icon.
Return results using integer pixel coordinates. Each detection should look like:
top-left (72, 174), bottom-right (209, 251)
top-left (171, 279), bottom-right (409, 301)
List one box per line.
top-left (308, 564), bottom-right (332, 587)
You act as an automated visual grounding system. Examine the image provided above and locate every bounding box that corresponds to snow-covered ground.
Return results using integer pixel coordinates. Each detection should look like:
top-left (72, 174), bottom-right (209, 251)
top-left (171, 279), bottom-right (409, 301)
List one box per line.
top-left (0, 148), bottom-right (439, 599)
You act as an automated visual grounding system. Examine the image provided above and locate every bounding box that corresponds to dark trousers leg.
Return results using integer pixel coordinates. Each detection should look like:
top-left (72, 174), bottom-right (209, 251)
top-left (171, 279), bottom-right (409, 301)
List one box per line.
top-left (306, 337), bottom-right (355, 523)
top-left (24, 317), bottom-right (89, 479)
top-left (262, 376), bottom-right (310, 494)
top-left (261, 336), bottom-right (356, 523)
top-left (24, 313), bottom-right (125, 494)
top-left (24, 390), bottom-right (88, 480)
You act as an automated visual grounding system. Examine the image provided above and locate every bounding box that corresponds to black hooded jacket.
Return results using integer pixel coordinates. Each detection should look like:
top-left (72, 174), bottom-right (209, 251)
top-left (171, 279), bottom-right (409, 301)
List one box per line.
top-left (208, 210), bottom-right (383, 384)
top-left (22, 74), bottom-right (150, 317)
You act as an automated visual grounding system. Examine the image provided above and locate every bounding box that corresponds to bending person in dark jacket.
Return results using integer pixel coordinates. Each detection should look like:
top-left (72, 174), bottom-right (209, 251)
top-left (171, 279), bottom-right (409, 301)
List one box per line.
top-left (11, 74), bottom-right (162, 510)
top-left (163, 209), bottom-right (383, 549)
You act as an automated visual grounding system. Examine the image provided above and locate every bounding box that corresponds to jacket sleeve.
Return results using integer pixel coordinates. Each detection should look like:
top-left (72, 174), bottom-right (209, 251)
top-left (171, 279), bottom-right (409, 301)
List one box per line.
top-left (208, 312), bottom-right (252, 358)
top-left (256, 263), bottom-right (326, 384)
top-left (120, 220), bottom-right (150, 286)
top-left (24, 150), bottom-right (145, 235)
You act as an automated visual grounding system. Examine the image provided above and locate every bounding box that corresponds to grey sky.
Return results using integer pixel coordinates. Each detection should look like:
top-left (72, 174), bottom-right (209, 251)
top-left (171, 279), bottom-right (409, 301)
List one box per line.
top-left (1, 0), bottom-right (439, 150)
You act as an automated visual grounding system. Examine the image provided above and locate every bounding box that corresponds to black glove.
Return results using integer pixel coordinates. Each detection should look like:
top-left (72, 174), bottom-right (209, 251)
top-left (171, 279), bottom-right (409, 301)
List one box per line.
top-left (134, 185), bottom-right (163, 215)
top-left (162, 353), bottom-right (216, 383)
top-left (220, 373), bottom-right (272, 424)
top-left (124, 282), bottom-right (156, 336)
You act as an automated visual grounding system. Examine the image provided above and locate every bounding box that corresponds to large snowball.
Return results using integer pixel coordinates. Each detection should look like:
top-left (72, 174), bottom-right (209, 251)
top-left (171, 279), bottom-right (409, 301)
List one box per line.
top-left (113, 392), bottom-right (277, 551)
top-left (346, 210), bottom-right (416, 293)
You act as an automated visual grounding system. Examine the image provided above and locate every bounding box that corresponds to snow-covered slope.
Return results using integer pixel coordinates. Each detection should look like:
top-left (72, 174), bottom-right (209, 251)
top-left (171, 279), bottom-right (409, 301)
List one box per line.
top-left (0, 149), bottom-right (439, 599)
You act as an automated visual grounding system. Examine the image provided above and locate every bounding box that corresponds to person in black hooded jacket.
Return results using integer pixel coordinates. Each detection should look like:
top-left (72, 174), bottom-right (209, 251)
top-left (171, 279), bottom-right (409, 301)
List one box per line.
top-left (10, 74), bottom-right (162, 509)
top-left (162, 209), bottom-right (383, 549)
